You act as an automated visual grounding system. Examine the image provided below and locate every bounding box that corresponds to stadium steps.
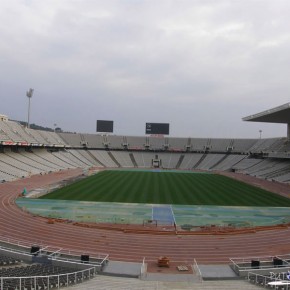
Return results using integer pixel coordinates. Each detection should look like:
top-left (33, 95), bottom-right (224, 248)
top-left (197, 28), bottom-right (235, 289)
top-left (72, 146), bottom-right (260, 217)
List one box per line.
top-left (263, 167), bottom-right (290, 179)
top-left (87, 150), bottom-right (106, 167)
top-left (175, 154), bottom-right (184, 169)
top-left (209, 154), bottom-right (230, 170)
top-left (68, 149), bottom-right (93, 167)
top-left (192, 153), bottom-right (207, 169)
top-left (129, 153), bottom-right (138, 167)
top-left (69, 276), bottom-right (259, 290)
top-left (108, 151), bottom-right (121, 167)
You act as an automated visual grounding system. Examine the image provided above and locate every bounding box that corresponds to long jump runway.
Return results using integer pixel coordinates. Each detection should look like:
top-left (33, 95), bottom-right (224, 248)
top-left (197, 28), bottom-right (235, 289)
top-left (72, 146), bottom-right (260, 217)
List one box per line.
top-left (2, 170), bottom-right (290, 264)
top-left (152, 205), bottom-right (175, 225)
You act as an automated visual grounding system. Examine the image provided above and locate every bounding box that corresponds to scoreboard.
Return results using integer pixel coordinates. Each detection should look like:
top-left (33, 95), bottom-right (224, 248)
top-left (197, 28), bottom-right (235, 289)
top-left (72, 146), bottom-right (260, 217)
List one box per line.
top-left (145, 123), bottom-right (169, 135)
top-left (96, 120), bottom-right (114, 133)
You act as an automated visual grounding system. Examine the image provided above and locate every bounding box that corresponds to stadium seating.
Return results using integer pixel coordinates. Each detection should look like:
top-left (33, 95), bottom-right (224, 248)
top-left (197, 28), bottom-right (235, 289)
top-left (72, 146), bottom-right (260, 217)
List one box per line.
top-left (159, 153), bottom-right (182, 169)
top-left (110, 151), bottom-right (134, 167)
top-left (0, 263), bottom-right (93, 290)
top-left (2, 119), bottom-right (290, 184)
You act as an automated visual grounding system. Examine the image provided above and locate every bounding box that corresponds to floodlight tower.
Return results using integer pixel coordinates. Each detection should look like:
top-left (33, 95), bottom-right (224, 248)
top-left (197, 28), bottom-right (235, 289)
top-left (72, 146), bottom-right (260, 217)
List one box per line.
top-left (26, 88), bottom-right (34, 128)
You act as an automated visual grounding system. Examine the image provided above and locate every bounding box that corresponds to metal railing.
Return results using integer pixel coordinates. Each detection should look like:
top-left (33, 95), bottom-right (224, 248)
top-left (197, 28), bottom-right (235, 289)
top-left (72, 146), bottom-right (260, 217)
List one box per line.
top-left (0, 267), bottom-right (96, 290)
top-left (193, 258), bottom-right (203, 282)
top-left (140, 257), bottom-right (147, 279)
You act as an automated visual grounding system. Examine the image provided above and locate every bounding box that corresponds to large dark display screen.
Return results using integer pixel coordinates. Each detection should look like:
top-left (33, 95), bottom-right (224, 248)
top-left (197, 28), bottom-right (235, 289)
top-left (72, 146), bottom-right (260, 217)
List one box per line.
top-left (145, 123), bottom-right (169, 135)
top-left (96, 120), bottom-right (114, 133)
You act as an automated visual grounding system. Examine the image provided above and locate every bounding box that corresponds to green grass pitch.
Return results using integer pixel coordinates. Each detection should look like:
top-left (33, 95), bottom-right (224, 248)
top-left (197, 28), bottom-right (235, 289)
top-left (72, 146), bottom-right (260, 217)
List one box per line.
top-left (40, 170), bottom-right (290, 207)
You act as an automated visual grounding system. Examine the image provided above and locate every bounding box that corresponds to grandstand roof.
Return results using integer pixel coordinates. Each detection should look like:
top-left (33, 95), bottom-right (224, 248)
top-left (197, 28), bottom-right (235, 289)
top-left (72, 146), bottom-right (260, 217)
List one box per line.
top-left (243, 103), bottom-right (290, 124)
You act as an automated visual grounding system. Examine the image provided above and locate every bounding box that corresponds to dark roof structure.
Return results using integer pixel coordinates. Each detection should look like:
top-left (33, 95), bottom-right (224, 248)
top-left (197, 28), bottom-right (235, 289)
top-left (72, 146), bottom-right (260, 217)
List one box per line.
top-left (243, 102), bottom-right (290, 139)
top-left (243, 103), bottom-right (290, 124)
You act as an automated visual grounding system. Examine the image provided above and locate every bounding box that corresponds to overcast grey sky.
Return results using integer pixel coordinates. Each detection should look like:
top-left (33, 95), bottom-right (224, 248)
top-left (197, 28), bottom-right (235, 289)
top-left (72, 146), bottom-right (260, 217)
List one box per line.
top-left (1, 0), bottom-right (290, 138)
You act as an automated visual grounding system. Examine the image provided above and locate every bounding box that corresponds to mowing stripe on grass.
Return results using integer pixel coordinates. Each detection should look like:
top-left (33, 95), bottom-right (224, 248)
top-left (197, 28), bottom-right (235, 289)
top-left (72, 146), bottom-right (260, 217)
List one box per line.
top-left (40, 170), bottom-right (290, 207)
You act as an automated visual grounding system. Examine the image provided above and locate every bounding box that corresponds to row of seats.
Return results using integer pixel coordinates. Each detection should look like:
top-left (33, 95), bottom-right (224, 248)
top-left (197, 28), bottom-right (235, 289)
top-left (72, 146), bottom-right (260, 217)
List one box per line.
top-left (0, 255), bottom-right (22, 266)
top-left (0, 263), bottom-right (93, 290)
top-left (2, 119), bottom-right (290, 154)
top-left (2, 149), bottom-right (290, 183)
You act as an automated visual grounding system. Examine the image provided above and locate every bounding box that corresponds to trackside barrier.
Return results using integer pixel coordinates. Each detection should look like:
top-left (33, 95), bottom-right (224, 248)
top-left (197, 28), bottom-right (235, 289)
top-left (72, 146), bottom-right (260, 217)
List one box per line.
top-left (140, 257), bottom-right (147, 279)
top-left (247, 272), bottom-right (272, 288)
top-left (193, 259), bottom-right (203, 282)
top-left (0, 235), bottom-right (109, 270)
top-left (247, 271), bottom-right (290, 289)
top-left (230, 254), bottom-right (290, 277)
top-left (0, 267), bottom-right (96, 290)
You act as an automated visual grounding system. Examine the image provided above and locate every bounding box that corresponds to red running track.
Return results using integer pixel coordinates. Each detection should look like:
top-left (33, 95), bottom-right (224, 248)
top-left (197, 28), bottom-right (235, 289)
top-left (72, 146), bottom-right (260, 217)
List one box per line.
top-left (1, 169), bottom-right (290, 264)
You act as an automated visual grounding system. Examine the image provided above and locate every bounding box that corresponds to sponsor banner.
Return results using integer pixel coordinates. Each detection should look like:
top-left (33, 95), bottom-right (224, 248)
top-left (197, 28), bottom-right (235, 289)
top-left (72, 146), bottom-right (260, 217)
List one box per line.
top-left (1, 141), bottom-right (17, 146)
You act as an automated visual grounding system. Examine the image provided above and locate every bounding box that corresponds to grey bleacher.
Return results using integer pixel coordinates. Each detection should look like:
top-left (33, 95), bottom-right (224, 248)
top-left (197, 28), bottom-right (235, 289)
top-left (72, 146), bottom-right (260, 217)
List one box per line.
top-left (34, 150), bottom-right (74, 169)
top-left (0, 120), bottom-right (66, 146)
top-left (265, 138), bottom-right (285, 152)
top-left (148, 136), bottom-right (165, 150)
top-left (160, 153), bottom-right (181, 169)
top-left (131, 152), bottom-right (146, 167)
top-left (32, 149), bottom-right (66, 169)
top-left (3, 120), bottom-right (290, 185)
top-left (107, 135), bottom-right (124, 149)
top-left (65, 150), bottom-right (95, 167)
top-left (0, 154), bottom-right (23, 181)
top-left (167, 137), bottom-right (188, 151)
top-left (212, 154), bottom-right (247, 171)
top-left (248, 138), bottom-right (282, 153)
top-left (89, 151), bottom-right (118, 167)
top-left (68, 150), bottom-right (96, 167)
top-left (0, 126), bottom-right (10, 142)
top-left (126, 136), bottom-right (146, 149)
top-left (20, 151), bottom-right (58, 172)
top-left (5, 121), bottom-right (37, 143)
top-left (68, 150), bottom-right (102, 167)
top-left (210, 138), bottom-right (232, 152)
top-left (53, 151), bottom-right (89, 168)
top-left (5, 150), bottom-right (47, 174)
top-left (50, 151), bottom-right (79, 167)
top-left (196, 154), bottom-right (226, 170)
top-left (110, 151), bottom-right (134, 167)
top-left (0, 154), bottom-right (30, 178)
top-left (39, 131), bottom-right (66, 145)
top-left (274, 172), bottom-right (290, 182)
top-left (191, 138), bottom-right (209, 151)
top-left (26, 128), bottom-right (50, 145)
top-left (58, 132), bottom-right (83, 147)
top-left (0, 120), bottom-right (24, 142)
top-left (250, 159), bottom-right (290, 179)
top-left (132, 152), bottom-right (156, 167)
top-left (82, 134), bottom-right (105, 148)
top-left (179, 153), bottom-right (204, 170)
top-left (0, 170), bottom-right (15, 182)
top-left (232, 139), bottom-right (258, 153)
top-left (74, 150), bottom-right (104, 167)
top-left (241, 159), bottom-right (271, 175)
top-left (232, 158), bottom-right (263, 172)
top-left (239, 159), bottom-right (290, 181)
top-left (276, 139), bottom-right (290, 152)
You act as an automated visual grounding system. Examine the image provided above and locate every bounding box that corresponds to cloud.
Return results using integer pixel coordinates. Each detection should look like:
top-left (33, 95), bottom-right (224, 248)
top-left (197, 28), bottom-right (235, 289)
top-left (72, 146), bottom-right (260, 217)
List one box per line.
top-left (0, 0), bottom-right (290, 138)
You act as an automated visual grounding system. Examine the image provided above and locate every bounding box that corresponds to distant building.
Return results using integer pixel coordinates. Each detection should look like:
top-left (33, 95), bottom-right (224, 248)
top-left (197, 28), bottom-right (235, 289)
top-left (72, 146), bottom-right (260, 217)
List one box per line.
top-left (0, 114), bottom-right (8, 122)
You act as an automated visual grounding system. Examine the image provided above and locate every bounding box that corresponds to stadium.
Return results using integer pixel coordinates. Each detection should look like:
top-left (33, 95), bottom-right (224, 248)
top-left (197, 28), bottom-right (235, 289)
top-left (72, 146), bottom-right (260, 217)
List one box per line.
top-left (2, 103), bottom-right (290, 289)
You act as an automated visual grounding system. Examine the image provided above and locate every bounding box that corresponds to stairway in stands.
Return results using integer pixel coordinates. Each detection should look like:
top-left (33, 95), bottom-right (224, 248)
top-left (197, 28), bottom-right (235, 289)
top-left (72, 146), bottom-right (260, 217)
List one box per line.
top-left (129, 153), bottom-right (138, 167)
top-left (176, 154), bottom-right (184, 169)
top-left (108, 151), bottom-right (121, 167)
top-left (192, 153), bottom-right (207, 169)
